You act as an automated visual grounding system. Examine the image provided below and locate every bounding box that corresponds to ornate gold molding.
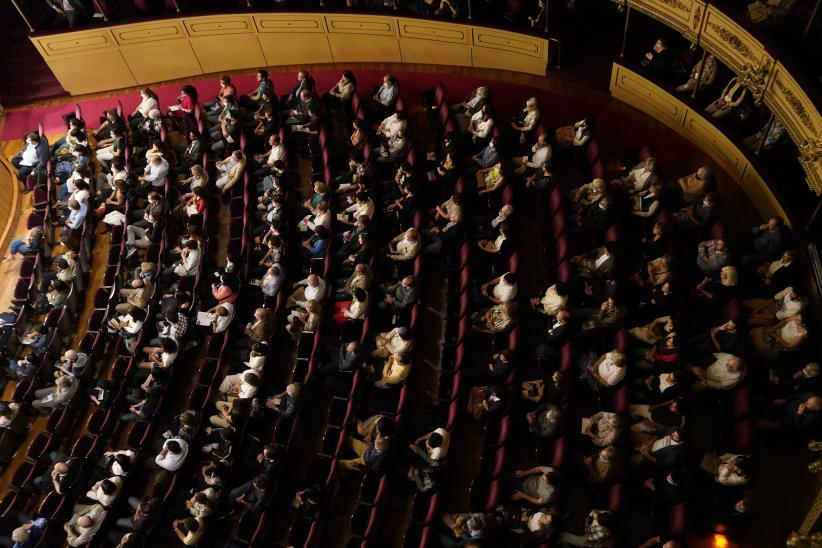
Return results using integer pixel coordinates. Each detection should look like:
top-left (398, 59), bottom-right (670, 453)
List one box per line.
top-left (658, 0), bottom-right (689, 12)
top-left (787, 531), bottom-right (822, 547)
top-left (774, 78), bottom-right (818, 135)
top-left (799, 139), bottom-right (822, 166)
top-left (739, 62), bottom-right (769, 105)
top-left (706, 21), bottom-right (758, 63)
top-left (692, 4), bottom-right (702, 31)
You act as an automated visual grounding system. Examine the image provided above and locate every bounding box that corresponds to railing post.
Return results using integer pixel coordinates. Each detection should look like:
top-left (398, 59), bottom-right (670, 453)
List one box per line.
top-left (805, 0), bottom-right (821, 38)
top-left (756, 112), bottom-right (775, 155)
top-left (620, 6), bottom-right (631, 59)
top-left (9, 0), bottom-right (34, 32)
top-left (691, 48), bottom-right (708, 99)
top-left (90, 0), bottom-right (109, 21)
top-left (544, 0), bottom-right (549, 33)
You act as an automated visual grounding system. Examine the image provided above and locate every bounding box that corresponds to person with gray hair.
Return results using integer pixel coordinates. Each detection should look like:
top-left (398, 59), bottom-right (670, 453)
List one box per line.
top-left (0, 516), bottom-right (48, 547)
top-left (32, 375), bottom-right (78, 413)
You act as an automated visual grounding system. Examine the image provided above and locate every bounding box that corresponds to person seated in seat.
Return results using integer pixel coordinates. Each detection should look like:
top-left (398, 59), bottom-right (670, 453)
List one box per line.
top-left (510, 97), bottom-right (541, 144)
top-left (374, 351), bottom-right (412, 388)
top-left (689, 353), bottom-right (746, 391)
top-left (579, 349), bottom-right (626, 392)
top-left (12, 132), bottom-right (49, 183)
top-left (471, 302), bottom-right (518, 334)
top-left (64, 503), bottom-right (107, 546)
top-left (639, 37), bottom-right (675, 80)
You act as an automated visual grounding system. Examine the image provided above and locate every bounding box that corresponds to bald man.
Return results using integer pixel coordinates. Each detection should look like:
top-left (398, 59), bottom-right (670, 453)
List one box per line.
top-left (65, 503), bottom-right (107, 546)
top-left (56, 349), bottom-right (89, 377)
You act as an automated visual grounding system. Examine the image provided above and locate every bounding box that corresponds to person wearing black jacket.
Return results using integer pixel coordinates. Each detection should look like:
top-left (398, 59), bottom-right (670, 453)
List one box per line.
top-left (226, 475), bottom-right (270, 515)
top-left (33, 454), bottom-right (82, 494)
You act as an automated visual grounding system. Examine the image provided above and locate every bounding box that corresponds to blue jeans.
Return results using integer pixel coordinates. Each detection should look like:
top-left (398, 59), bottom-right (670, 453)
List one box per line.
top-left (9, 239), bottom-right (34, 256)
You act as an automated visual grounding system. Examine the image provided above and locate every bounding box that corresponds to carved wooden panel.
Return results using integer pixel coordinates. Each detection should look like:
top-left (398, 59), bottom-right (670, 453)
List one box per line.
top-left (257, 34), bottom-right (333, 65)
top-left (471, 27), bottom-right (546, 59)
top-left (628, 0), bottom-right (703, 40)
top-left (110, 20), bottom-right (189, 45)
top-left (31, 29), bottom-right (118, 58)
top-left (324, 15), bottom-right (397, 36)
top-left (681, 109), bottom-right (745, 177)
top-left (327, 34), bottom-right (401, 62)
top-left (765, 63), bottom-right (821, 143)
top-left (397, 18), bottom-right (469, 44)
top-left (190, 34), bottom-right (266, 74)
top-left (119, 39), bottom-right (202, 84)
top-left (253, 13), bottom-right (326, 33)
top-left (183, 15), bottom-right (257, 36)
top-left (609, 63), bottom-right (686, 128)
top-left (43, 50), bottom-right (137, 94)
top-left (399, 38), bottom-right (471, 66)
top-left (700, 6), bottom-right (769, 73)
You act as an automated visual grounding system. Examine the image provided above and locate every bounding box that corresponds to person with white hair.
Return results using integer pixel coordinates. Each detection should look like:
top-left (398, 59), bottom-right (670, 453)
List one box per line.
top-left (690, 353), bottom-right (746, 391)
top-left (527, 402), bottom-right (563, 438)
top-left (267, 382), bottom-right (303, 418)
top-left (386, 228), bottom-right (421, 262)
top-left (55, 349), bottom-right (90, 377)
top-left (510, 97), bottom-right (540, 143)
top-left (139, 153), bottom-right (169, 189)
top-left (32, 375), bottom-right (79, 413)
top-left (0, 516), bottom-right (48, 547)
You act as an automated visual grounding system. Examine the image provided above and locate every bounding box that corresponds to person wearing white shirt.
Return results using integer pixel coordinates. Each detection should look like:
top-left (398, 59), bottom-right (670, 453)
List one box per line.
top-left (86, 476), bottom-right (123, 507)
top-left (20, 139), bottom-right (39, 167)
top-left (205, 303), bottom-right (234, 334)
top-left (378, 112), bottom-right (407, 140)
top-left (616, 157), bottom-right (657, 195)
top-left (339, 193), bottom-right (375, 224)
top-left (469, 105), bottom-right (495, 144)
top-left (260, 264), bottom-right (284, 299)
top-left (478, 272), bottom-right (518, 305)
top-left (155, 438), bottom-right (188, 471)
top-left (131, 88), bottom-right (160, 125)
top-left (65, 199), bottom-right (88, 230)
top-left (244, 346), bottom-right (267, 374)
top-left (218, 369), bottom-right (261, 400)
top-left (410, 427), bottom-right (450, 465)
top-left (101, 449), bottom-right (137, 476)
top-left (287, 274), bottom-right (327, 309)
top-left (514, 133), bottom-right (552, 174)
top-left (692, 353), bottom-right (745, 390)
top-left (387, 228), bottom-right (421, 262)
top-left (172, 241), bottom-right (201, 278)
top-left (744, 286), bottom-right (807, 327)
top-left (374, 75), bottom-right (399, 107)
top-left (141, 154), bottom-right (170, 188)
top-left (253, 134), bottom-right (286, 178)
top-left (584, 350), bottom-right (626, 391)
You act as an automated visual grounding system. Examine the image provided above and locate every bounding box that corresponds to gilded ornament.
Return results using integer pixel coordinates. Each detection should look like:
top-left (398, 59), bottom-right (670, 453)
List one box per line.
top-left (774, 79), bottom-right (817, 134)
top-left (738, 63), bottom-right (768, 105)
top-left (658, 0), bottom-right (689, 11)
top-left (707, 22), bottom-right (757, 62)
